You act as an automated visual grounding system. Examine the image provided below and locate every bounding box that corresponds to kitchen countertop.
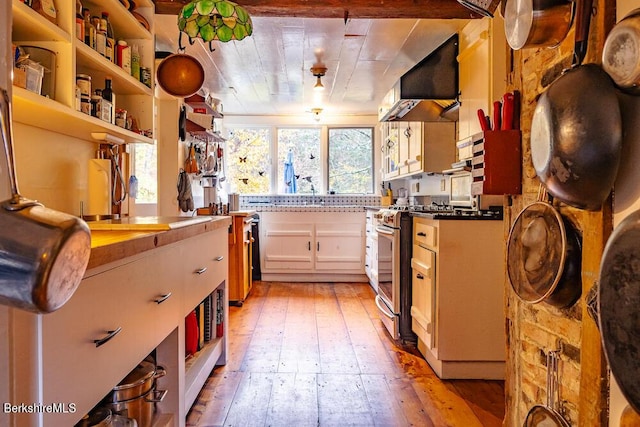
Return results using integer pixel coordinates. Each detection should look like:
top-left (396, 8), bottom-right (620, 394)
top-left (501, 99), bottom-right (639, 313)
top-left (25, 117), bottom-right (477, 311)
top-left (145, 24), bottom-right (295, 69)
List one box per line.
top-left (87, 215), bottom-right (214, 231)
top-left (411, 212), bottom-right (503, 220)
top-left (230, 210), bottom-right (256, 217)
top-left (88, 216), bottom-right (232, 271)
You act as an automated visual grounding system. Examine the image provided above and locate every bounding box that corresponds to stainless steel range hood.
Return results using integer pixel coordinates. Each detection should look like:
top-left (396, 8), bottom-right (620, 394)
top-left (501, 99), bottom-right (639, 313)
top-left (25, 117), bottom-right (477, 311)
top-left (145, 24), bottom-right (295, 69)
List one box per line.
top-left (379, 34), bottom-right (459, 122)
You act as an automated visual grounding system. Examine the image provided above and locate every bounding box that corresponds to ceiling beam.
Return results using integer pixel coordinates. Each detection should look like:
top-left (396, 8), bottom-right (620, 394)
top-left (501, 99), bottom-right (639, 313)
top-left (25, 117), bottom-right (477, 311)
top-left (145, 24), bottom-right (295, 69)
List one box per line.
top-left (154, 0), bottom-right (481, 19)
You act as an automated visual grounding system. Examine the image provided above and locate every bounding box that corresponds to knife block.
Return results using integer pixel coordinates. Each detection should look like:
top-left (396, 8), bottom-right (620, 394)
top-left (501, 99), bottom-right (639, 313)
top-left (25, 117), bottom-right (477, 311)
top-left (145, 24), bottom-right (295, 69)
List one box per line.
top-left (470, 130), bottom-right (522, 195)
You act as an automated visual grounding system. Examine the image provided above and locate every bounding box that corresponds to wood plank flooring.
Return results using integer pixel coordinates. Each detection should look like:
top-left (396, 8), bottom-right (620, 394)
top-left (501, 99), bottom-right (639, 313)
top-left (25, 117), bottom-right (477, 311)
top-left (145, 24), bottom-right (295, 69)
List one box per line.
top-left (186, 281), bottom-right (505, 427)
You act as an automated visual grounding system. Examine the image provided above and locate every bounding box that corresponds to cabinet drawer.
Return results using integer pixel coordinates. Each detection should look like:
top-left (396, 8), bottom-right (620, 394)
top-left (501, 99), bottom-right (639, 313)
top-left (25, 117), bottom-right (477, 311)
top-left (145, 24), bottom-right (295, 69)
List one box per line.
top-left (41, 256), bottom-right (157, 426)
top-left (414, 222), bottom-right (437, 249)
top-left (412, 246), bottom-right (434, 278)
top-left (183, 230), bottom-right (228, 315)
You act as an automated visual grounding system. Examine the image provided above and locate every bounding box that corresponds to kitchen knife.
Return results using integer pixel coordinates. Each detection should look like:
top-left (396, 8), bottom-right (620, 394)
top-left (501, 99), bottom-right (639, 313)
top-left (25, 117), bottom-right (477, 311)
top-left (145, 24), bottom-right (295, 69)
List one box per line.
top-left (501, 93), bottom-right (514, 130)
top-left (477, 109), bottom-right (490, 131)
top-left (493, 101), bottom-right (502, 131)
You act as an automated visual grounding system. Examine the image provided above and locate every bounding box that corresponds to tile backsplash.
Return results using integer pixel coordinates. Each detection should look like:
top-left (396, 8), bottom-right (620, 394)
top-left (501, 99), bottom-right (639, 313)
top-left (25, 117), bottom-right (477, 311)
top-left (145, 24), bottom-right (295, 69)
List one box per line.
top-left (240, 194), bottom-right (381, 212)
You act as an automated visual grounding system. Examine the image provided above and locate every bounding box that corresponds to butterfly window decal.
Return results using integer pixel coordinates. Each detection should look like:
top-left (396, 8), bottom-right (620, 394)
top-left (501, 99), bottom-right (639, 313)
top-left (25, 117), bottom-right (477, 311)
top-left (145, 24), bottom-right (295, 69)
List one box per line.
top-left (295, 174), bottom-right (300, 180)
top-left (258, 171), bottom-right (265, 176)
top-left (239, 156), bottom-right (247, 163)
top-left (309, 153), bottom-right (315, 160)
top-left (239, 178), bottom-right (249, 184)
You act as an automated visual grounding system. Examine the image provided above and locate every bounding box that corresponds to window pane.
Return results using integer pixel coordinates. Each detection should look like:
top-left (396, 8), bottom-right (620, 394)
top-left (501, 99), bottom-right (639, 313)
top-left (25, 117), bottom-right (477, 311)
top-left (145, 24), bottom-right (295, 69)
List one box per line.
top-left (277, 128), bottom-right (321, 194)
top-left (226, 128), bottom-right (270, 194)
top-left (328, 128), bottom-right (373, 194)
top-left (133, 143), bottom-right (157, 203)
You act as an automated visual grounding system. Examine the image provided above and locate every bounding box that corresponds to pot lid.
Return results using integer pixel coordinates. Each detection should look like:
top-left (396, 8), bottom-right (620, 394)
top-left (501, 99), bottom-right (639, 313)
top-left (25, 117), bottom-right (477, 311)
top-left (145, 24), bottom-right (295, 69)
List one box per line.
top-left (599, 209), bottom-right (640, 413)
top-left (114, 360), bottom-right (156, 391)
top-left (74, 407), bottom-right (112, 427)
top-left (507, 202), bottom-right (566, 303)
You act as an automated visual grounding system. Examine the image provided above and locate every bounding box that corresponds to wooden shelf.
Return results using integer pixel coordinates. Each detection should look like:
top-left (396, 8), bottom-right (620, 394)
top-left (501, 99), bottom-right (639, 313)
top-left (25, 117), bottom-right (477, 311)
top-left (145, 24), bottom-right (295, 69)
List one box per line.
top-left (12, 0), bottom-right (71, 42)
top-left (184, 94), bottom-right (223, 118)
top-left (184, 337), bottom-right (223, 412)
top-left (83, 0), bottom-right (153, 40)
top-left (76, 42), bottom-right (152, 96)
top-left (12, 87), bottom-right (153, 144)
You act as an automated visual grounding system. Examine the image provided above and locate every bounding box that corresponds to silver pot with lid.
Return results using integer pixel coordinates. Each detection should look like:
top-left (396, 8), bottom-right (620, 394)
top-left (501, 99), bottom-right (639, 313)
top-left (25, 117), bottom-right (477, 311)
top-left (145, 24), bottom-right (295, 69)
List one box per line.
top-left (75, 407), bottom-right (138, 427)
top-left (102, 360), bottom-right (167, 427)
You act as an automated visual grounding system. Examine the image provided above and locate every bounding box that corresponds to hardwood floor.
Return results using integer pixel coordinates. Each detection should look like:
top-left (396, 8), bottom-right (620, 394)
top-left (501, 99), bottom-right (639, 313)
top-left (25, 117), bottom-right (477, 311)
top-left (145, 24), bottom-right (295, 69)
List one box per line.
top-left (186, 281), bottom-right (505, 427)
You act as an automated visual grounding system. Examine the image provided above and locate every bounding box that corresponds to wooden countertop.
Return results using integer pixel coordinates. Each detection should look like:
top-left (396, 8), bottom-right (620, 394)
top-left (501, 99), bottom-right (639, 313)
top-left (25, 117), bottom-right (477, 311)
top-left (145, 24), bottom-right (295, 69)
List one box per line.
top-left (88, 216), bottom-right (232, 270)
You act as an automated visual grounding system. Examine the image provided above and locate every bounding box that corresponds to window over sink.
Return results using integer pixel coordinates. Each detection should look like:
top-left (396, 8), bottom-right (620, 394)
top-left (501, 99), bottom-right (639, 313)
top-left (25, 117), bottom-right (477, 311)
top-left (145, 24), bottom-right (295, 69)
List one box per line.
top-left (225, 125), bottom-right (375, 195)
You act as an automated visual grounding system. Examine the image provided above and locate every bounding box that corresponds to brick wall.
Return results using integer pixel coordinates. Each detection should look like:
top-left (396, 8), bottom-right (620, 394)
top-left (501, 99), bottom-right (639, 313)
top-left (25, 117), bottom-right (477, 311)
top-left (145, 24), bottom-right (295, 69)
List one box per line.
top-left (504, 0), bottom-right (615, 424)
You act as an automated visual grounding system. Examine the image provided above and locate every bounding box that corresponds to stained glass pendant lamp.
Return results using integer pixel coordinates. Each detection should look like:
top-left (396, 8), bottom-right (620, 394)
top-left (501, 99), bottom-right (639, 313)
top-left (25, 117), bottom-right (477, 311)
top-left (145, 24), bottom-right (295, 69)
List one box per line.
top-left (178, 0), bottom-right (253, 52)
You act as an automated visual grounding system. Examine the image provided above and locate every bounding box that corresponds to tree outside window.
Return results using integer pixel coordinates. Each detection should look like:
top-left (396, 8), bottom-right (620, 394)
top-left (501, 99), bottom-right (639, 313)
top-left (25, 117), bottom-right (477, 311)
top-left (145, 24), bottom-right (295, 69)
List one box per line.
top-left (277, 128), bottom-right (321, 194)
top-left (328, 128), bottom-right (373, 194)
top-left (226, 128), bottom-right (270, 194)
top-left (132, 143), bottom-right (157, 203)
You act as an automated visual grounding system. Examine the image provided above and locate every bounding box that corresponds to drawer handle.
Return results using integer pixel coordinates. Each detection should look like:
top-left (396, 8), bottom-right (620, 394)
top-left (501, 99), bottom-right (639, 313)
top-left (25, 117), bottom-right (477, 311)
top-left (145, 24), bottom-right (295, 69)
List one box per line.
top-left (416, 273), bottom-right (424, 280)
top-left (94, 327), bottom-right (122, 348)
top-left (214, 256), bottom-right (224, 262)
top-left (154, 293), bottom-right (172, 304)
top-left (195, 267), bottom-right (208, 275)
top-left (417, 232), bottom-right (427, 237)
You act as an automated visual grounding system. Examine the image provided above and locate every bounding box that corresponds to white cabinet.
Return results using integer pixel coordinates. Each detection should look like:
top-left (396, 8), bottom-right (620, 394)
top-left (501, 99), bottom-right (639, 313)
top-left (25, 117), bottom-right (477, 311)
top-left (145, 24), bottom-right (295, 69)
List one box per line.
top-left (382, 121), bottom-right (456, 180)
top-left (8, 223), bottom-right (230, 427)
top-left (260, 212), bottom-right (365, 280)
top-left (11, 0), bottom-right (154, 144)
top-left (457, 16), bottom-right (507, 142)
top-left (411, 216), bottom-right (505, 380)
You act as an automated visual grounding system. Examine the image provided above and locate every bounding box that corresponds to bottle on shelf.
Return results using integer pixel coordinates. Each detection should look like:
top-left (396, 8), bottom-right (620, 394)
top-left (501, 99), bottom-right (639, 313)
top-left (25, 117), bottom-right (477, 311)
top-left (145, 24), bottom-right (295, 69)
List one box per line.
top-left (116, 40), bottom-right (131, 74)
top-left (83, 8), bottom-right (95, 49)
top-left (131, 44), bottom-right (140, 81)
top-left (75, 0), bottom-right (84, 42)
top-left (102, 77), bottom-right (115, 125)
top-left (102, 12), bottom-right (115, 63)
top-left (93, 15), bottom-right (106, 58)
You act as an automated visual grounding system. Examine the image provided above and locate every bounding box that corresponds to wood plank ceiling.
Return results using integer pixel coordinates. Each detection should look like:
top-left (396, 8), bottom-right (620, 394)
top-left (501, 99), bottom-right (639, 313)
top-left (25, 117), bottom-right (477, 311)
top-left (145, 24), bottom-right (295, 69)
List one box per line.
top-left (153, 0), bottom-right (476, 117)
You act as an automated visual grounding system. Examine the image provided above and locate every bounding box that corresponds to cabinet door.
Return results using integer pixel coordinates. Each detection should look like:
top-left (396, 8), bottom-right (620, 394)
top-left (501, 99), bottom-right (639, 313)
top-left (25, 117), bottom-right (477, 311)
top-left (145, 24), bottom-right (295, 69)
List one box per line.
top-left (315, 222), bottom-right (364, 272)
top-left (406, 122), bottom-right (424, 174)
top-left (384, 122), bottom-right (400, 179)
top-left (411, 247), bottom-right (436, 350)
top-left (262, 222), bottom-right (314, 271)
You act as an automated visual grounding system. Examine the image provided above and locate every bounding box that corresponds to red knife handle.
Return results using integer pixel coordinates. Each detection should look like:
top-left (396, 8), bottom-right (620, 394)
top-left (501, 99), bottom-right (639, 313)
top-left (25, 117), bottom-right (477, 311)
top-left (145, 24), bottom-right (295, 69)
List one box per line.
top-left (493, 101), bottom-right (502, 131)
top-left (501, 93), bottom-right (514, 130)
top-left (477, 109), bottom-right (490, 131)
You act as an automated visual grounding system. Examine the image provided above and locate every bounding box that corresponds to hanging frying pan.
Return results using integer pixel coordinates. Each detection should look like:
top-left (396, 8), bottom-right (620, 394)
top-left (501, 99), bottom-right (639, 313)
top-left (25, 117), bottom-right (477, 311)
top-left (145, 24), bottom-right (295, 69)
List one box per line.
top-left (507, 187), bottom-right (582, 308)
top-left (530, 0), bottom-right (622, 211)
top-left (598, 208), bottom-right (640, 413)
top-left (179, 105), bottom-right (186, 142)
top-left (156, 53), bottom-right (204, 98)
top-left (602, 8), bottom-right (640, 94)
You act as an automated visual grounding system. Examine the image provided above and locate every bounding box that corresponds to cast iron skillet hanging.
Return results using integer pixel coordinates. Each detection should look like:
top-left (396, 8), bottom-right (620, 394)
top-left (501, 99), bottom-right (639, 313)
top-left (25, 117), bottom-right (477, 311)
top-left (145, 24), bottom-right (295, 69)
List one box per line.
top-left (507, 187), bottom-right (582, 308)
top-left (598, 208), bottom-right (640, 413)
top-left (179, 105), bottom-right (186, 142)
top-left (530, 0), bottom-right (622, 211)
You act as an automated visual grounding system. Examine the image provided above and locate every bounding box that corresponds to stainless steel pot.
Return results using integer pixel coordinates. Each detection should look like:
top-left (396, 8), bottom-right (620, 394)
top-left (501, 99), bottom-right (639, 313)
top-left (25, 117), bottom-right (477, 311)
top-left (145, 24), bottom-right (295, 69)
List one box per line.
top-left (602, 8), bottom-right (640, 94)
top-left (102, 361), bottom-right (166, 427)
top-left (0, 89), bottom-right (91, 313)
top-left (504, 0), bottom-right (575, 51)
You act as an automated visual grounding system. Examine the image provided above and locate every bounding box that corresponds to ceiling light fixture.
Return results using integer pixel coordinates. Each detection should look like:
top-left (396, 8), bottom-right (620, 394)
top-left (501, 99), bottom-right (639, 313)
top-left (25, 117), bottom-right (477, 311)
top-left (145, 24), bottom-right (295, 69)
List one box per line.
top-left (178, 0), bottom-right (253, 52)
top-left (310, 108), bottom-right (323, 122)
top-left (310, 64), bottom-right (327, 92)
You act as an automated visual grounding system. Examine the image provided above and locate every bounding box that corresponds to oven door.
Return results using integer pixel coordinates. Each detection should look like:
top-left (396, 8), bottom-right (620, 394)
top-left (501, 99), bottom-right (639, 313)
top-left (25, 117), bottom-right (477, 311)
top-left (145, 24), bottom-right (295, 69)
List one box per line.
top-left (375, 225), bottom-right (400, 339)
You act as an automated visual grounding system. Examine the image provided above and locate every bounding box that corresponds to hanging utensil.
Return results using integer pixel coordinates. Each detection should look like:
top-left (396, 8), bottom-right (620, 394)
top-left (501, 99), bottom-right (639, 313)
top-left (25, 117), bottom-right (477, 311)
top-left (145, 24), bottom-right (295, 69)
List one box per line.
top-left (0, 89), bottom-right (91, 313)
top-left (156, 52), bottom-right (204, 98)
top-left (602, 8), bottom-right (640, 94)
top-left (524, 349), bottom-right (570, 426)
top-left (457, 0), bottom-right (501, 17)
top-left (507, 186), bottom-right (582, 308)
top-left (504, 0), bottom-right (575, 51)
top-left (110, 146), bottom-right (126, 206)
top-left (530, 0), bottom-right (622, 210)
